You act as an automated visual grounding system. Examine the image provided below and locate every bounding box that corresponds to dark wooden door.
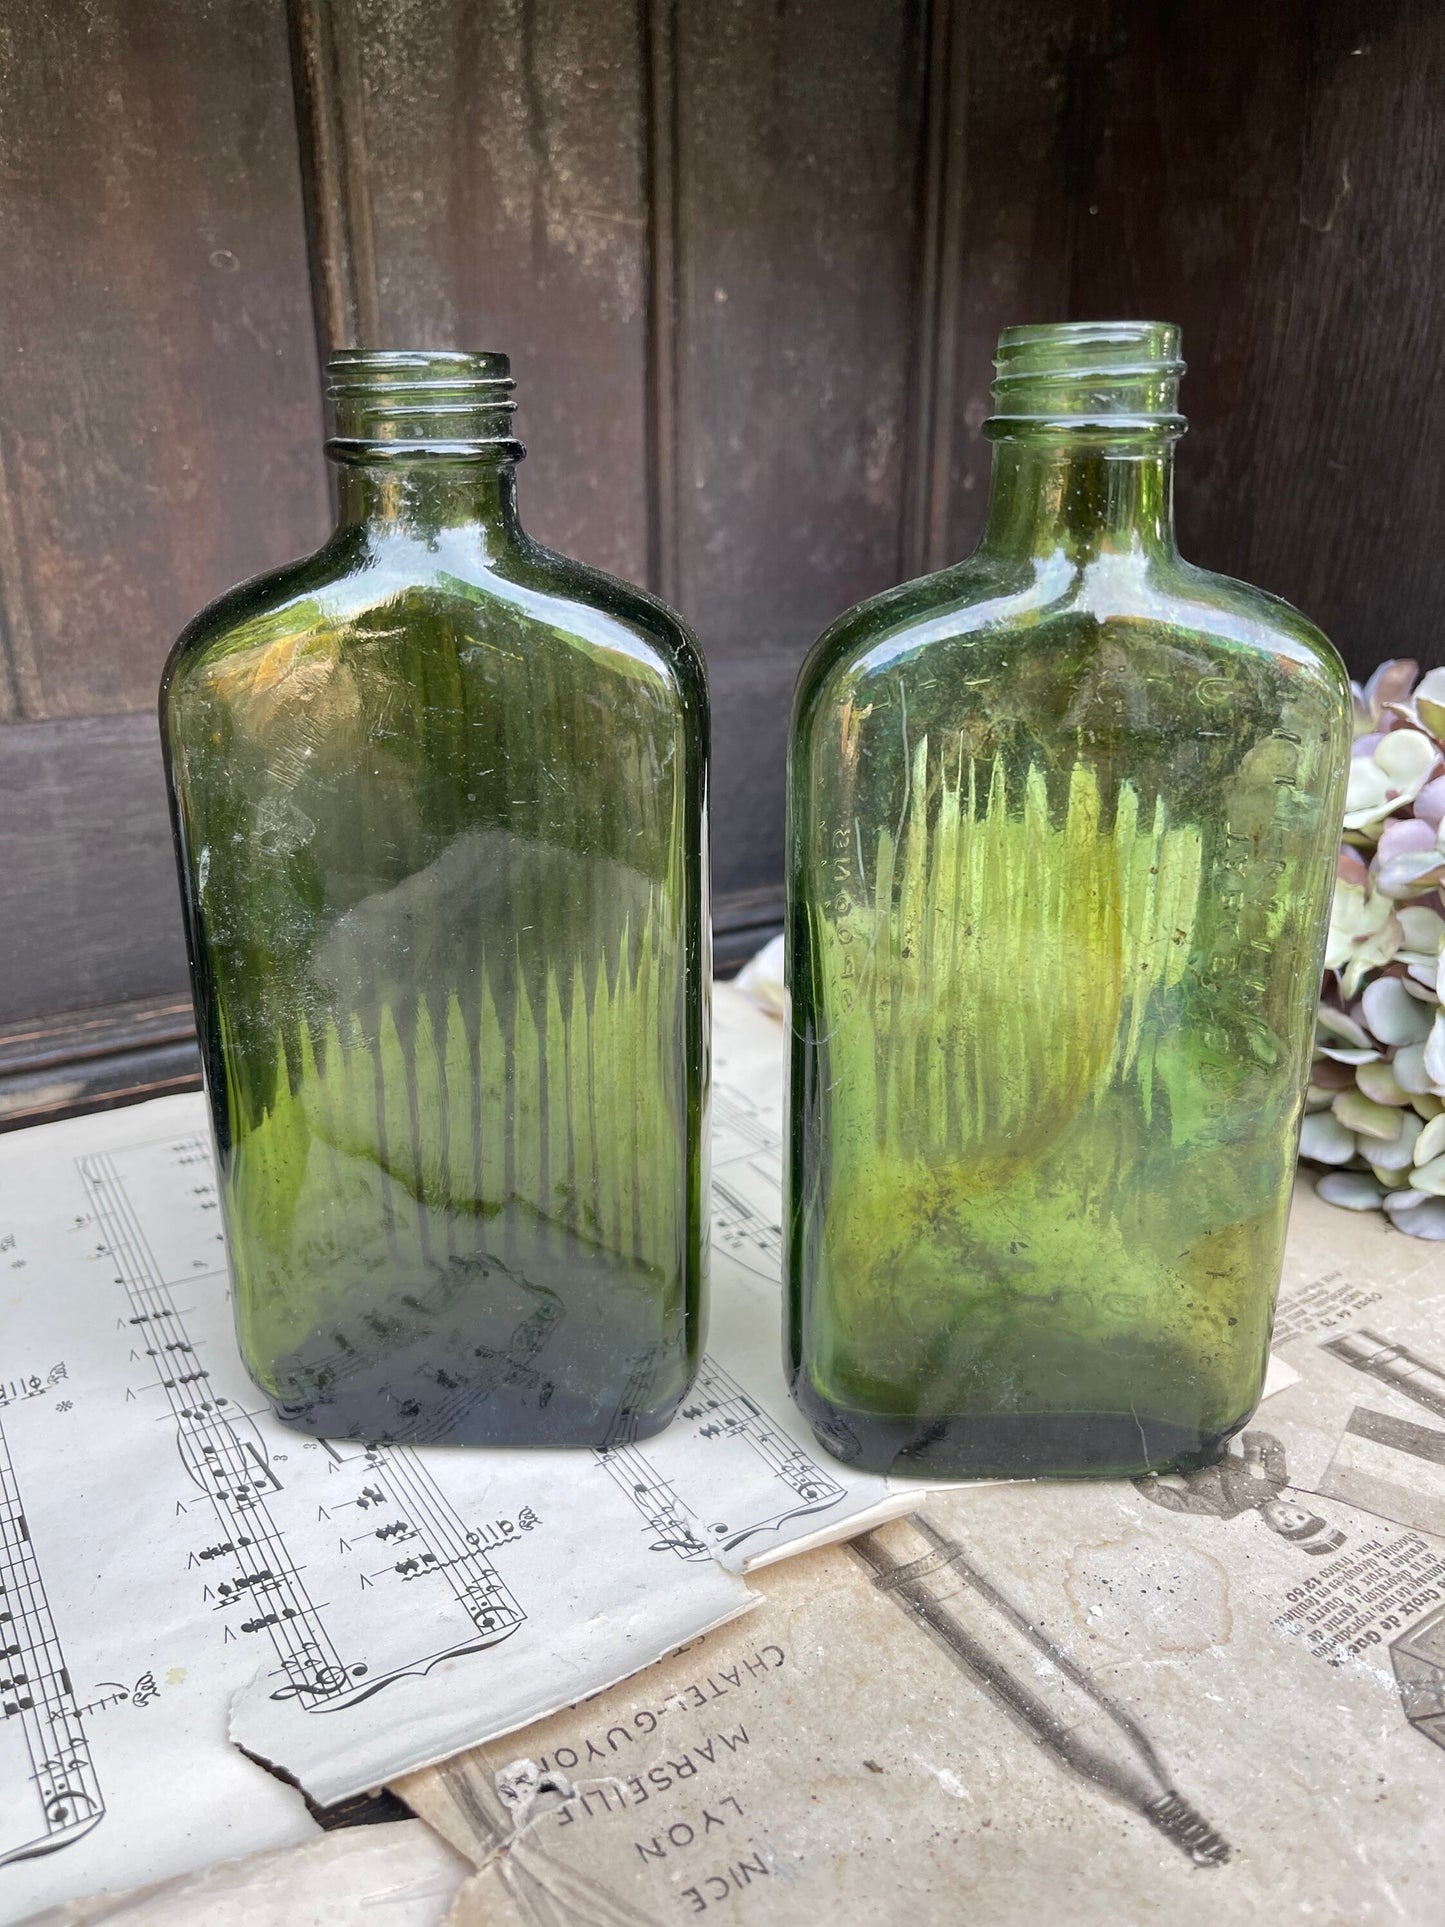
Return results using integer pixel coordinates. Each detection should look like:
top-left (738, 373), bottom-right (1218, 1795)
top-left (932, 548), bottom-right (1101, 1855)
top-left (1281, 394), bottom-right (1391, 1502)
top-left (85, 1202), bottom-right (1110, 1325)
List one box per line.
top-left (2, 0), bottom-right (1442, 1124)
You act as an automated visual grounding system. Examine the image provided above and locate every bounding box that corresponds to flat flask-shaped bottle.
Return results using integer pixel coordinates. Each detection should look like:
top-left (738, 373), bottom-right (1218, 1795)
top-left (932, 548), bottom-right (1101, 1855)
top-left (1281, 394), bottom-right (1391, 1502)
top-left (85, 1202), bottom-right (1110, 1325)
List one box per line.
top-left (786, 322), bottom-right (1351, 1478)
top-left (162, 351), bottom-right (709, 1447)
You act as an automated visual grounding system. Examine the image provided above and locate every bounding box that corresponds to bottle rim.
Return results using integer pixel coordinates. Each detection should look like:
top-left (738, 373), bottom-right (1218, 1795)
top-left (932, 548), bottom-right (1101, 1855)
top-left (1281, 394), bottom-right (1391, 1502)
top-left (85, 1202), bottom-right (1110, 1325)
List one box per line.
top-left (988, 320), bottom-right (1187, 440)
top-left (325, 348), bottom-right (515, 393)
top-left (995, 319), bottom-right (1183, 364)
top-left (324, 349), bottom-right (524, 463)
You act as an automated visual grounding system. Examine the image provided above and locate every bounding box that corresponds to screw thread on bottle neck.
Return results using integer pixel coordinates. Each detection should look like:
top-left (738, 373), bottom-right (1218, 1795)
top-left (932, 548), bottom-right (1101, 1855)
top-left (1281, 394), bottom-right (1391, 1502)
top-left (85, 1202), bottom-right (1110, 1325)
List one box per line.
top-left (325, 349), bottom-right (525, 465)
top-left (986, 320), bottom-right (1186, 446)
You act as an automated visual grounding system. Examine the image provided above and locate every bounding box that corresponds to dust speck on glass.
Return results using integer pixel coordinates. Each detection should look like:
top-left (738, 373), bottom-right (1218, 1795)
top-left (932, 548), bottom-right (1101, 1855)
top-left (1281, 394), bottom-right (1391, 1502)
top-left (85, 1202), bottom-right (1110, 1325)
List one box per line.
top-left (786, 321), bottom-right (1351, 1480)
top-left (161, 350), bottom-right (710, 1448)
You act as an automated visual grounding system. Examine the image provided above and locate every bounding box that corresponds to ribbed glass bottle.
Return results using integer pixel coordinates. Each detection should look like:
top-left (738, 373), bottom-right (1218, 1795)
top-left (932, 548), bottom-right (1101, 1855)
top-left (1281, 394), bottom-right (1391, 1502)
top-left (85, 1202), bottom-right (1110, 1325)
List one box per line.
top-left (786, 322), bottom-right (1351, 1478)
top-left (161, 351), bottom-right (709, 1447)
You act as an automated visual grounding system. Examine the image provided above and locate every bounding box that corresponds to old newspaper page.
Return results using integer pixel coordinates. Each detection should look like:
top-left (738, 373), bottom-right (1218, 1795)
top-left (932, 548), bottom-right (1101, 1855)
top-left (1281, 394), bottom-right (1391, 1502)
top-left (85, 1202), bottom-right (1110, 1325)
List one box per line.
top-left (395, 1049), bottom-right (1445, 1924)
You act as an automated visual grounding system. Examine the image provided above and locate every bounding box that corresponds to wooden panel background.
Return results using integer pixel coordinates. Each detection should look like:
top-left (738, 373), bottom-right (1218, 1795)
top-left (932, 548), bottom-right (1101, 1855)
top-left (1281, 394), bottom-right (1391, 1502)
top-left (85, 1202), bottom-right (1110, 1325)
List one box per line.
top-left (2, 0), bottom-right (1443, 1119)
top-left (672, 0), bottom-right (931, 909)
top-left (0, 0), bottom-right (329, 719)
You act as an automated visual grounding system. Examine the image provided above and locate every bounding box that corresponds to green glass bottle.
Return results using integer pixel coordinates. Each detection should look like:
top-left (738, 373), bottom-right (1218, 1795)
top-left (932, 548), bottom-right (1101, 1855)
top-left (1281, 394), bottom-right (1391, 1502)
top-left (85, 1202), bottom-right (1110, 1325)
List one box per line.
top-left (161, 351), bottom-right (709, 1447)
top-left (786, 321), bottom-right (1350, 1479)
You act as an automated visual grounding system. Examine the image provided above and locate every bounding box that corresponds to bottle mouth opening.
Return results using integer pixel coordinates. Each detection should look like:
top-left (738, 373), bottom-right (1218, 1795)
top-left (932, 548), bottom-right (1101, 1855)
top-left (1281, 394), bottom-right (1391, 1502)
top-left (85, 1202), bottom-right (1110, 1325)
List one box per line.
top-left (987, 320), bottom-right (1186, 439)
top-left (325, 349), bottom-right (525, 462)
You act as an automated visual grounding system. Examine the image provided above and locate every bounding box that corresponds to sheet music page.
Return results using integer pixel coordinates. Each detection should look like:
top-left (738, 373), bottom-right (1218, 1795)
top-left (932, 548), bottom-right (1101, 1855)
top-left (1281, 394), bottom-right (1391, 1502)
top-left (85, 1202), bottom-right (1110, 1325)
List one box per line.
top-left (0, 986), bottom-right (913, 1921)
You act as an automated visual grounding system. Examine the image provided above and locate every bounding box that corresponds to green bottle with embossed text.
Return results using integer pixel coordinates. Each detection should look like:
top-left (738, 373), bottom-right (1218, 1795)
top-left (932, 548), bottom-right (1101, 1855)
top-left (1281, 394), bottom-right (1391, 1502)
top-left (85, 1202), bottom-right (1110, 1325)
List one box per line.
top-left (786, 322), bottom-right (1350, 1479)
top-left (162, 351), bottom-right (709, 1448)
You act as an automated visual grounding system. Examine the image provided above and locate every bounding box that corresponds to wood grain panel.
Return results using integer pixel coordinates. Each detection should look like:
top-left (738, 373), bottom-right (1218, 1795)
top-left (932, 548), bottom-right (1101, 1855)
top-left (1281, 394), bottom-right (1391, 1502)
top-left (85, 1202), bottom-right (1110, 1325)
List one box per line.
top-left (288, 0), bottom-right (382, 355)
top-left (0, 993), bottom-right (200, 1132)
top-left (0, 0), bottom-right (329, 718)
top-left (320, 0), bottom-right (654, 585)
top-left (1241, 1), bottom-right (1445, 673)
top-left (1059, 2), bottom-right (1324, 631)
top-left (928, 0), bottom-right (1080, 572)
top-left (673, 0), bottom-right (929, 658)
top-left (1049, 0), bottom-right (1443, 676)
top-left (672, 0), bottom-right (930, 897)
top-left (8, 0), bottom-right (1445, 1091)
top-left (0, 714), bottom-right (188, 1026)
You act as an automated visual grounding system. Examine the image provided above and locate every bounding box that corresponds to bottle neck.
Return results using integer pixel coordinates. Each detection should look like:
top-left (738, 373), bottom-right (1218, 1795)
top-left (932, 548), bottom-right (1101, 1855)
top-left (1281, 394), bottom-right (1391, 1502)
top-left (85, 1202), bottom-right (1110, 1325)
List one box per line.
top-left (978, 435), bottom-right (1178, 564)
top-left (324, 349), bottom-right (525, 550)
top-left (335, 459), bottom-right (524, 549)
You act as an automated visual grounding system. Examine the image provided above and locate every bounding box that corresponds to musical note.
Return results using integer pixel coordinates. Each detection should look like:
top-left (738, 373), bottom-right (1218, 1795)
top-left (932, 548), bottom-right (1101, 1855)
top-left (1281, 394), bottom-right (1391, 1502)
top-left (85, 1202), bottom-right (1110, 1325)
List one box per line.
top-left (0, 1420), bottom-right (105, 1864)
top-left (710, 1176), bottom-right (783, 1280)
top-left (395, 1550), bottom-right (440, 1580)
top-left (678, 1357), bottom-right (847, 1555)
top-left (595, 1443), bottom-right (712, 1563)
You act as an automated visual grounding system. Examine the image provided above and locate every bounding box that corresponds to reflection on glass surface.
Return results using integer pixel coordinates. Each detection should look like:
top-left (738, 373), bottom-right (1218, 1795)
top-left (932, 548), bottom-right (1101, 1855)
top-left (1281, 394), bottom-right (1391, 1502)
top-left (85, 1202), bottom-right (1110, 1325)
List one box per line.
top-left (786, 323), bottom-right (1351, 1478)
top-left (162, 352), bottom-right (709, 1447)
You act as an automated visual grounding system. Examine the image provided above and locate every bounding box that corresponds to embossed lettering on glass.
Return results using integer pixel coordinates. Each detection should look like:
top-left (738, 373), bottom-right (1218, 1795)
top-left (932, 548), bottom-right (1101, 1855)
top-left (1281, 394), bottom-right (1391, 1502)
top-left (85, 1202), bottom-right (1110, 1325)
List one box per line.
top-left (786, 322), bottom-right (1351, 1478)
top-left (162, 351), bottom-right (710, 1447)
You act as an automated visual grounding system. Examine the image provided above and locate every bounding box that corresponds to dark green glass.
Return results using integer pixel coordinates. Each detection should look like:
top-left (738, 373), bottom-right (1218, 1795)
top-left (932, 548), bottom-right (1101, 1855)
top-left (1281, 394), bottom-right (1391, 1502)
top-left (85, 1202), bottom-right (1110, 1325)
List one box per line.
top-left (161, 351), bottom-right (709, 1447)
top-left (786, 321), bottom-right (1351, 1479)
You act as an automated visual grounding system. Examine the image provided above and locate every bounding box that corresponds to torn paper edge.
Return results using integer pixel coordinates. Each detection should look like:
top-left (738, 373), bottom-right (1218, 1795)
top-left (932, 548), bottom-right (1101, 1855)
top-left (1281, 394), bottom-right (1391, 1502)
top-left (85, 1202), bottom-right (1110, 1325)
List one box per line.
top-left (229, 1590), bottom-right (758, 1808)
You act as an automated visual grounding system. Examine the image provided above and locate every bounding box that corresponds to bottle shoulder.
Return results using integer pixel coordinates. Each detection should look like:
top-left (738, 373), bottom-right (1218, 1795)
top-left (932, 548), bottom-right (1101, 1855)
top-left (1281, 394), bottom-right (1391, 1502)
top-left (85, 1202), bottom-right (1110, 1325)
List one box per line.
top-left (512, 537), bottom-right (709, 712)
top-left (161, 542), bottom-right (346, 696)
top-left (793, 551), bottom-right (1349, 725)
top-left (161, 530), bottom-right (707, 726)
top-left (1165, 558), bottom-right (1350, 692)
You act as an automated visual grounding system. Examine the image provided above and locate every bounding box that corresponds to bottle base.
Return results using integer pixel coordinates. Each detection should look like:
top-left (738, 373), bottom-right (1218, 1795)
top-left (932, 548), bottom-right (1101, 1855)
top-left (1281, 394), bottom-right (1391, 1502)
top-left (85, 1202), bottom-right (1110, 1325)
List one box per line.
top-left (795, 1381), bottom-right (1249, 1481)
top-left (266, 1377), bottom-right (689, 1451)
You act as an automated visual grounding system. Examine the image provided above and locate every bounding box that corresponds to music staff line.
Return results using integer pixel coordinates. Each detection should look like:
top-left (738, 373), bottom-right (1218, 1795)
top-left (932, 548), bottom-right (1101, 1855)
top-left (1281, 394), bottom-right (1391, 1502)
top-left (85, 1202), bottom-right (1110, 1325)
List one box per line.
top-left (597, 1355), bottom-right (846, 1562)
top-left (710, 1088), bottom-right (784, 1280)
top-left (79, 1145), bottom-right (525, 1717)
top-left (82, 1151), bottom-right (354, 1705)
top-left (0, 1420), bottom-right (105, 1868)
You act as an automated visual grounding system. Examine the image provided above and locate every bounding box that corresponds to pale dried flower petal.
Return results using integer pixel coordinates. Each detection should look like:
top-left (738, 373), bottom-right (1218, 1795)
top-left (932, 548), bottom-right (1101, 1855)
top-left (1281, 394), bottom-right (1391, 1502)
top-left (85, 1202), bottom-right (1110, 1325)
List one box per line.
top-left (1333, 1088), bottom-right (1407, 1141)
top-left (1316, 1172), bottom-right (1385, 1211)
top-left (1360, 975), bottom-right (1433, 1045)
top-left (1325, 881), bottom-right (1403, 995)
top-left (1415, 666), bottom-right (1445, 741)
top-left (1384, 1187), bottom-right (1430, 1212)
top-left (1410, 1150), bottom-right (1445, 1196)
top-left (1353, 659), bottom-right (1419, 734)
top-left (1355, 1059), bottom-right (1410, 1106)
top-left (1398, 903), bottom-right (1445, 952)
top-left (1343, 729), bottom-right (1440, 832)
top-left (1299, 1111), bottom-right (1357, 1165)
top-left (1426, 1012), bottom-right (1445, 1091)
top-left (1361, 1109), bottom-right (1423, 1170)
top-left (1314, 1004), bottom-right (1375, 1050)
top-left (1414, 1112), bottom-right (1445, 1166)
top-left (1375, 849), bottom-right (1445, 899)
top-left (1393, 1041), bottom-right (1434, 1094)
top-left (1385, 1196), bottom-right (1445, 1238)
top-left (1414, 774), bottom-right (1445, 831)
